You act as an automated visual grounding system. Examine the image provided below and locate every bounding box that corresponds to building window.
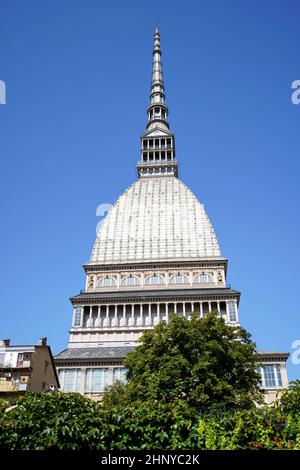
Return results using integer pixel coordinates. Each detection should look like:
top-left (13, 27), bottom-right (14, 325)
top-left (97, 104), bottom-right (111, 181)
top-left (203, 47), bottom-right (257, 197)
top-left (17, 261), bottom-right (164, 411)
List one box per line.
top-left (169, 274), bottom-right (189, 285)
top-left (263, 365), bottom-right (277, 387)
top-left (59, 369), bottom-right (81, 392)
top-left (256, 367), bottom-right (263, 387)
top-left (85, 368), bottom-right (109, 392)
top-left (145, 275), bottom-right (165, 285)
top-left (194, 274), bottom-right (214, 284)
top-left (74, 307), bottom-right (81, 326)
top-left (275, 364), bottom-right (283, 386)
top-left (121, 275), bottom-right (140, 286)
top-left (257, 365), bottom-right (283, 388)
top-left (0, 354), bottom-right (5, 366)
top-left (97, 277), bottom-right (116, 288)
top-left (227, 301), bottom-right (237, 322)
top-left (113, 367), bottom-right (127, 384)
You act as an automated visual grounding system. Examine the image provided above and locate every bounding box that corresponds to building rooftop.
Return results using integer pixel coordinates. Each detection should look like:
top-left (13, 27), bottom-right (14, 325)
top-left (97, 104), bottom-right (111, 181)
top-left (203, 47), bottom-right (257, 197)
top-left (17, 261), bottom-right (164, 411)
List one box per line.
top-left (55, 346), bottom-right (135, 361)
top-left (257, 350), bottom-right (290, 359)
top-left (90, 177), bottom-right (221, 265)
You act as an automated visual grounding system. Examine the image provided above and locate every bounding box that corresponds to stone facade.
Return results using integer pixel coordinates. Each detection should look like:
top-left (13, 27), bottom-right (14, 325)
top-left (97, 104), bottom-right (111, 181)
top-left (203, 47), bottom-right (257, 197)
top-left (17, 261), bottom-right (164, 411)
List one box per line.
top-left (55, 27), bottom-right (289, 403)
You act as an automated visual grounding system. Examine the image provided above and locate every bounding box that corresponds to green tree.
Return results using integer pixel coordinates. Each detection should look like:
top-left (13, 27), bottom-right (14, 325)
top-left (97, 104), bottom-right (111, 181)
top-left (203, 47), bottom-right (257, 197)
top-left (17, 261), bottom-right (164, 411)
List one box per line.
top-left (124, 312), bottom-right (262, 410)
top-left (101, 380), bottom-right (127, 409)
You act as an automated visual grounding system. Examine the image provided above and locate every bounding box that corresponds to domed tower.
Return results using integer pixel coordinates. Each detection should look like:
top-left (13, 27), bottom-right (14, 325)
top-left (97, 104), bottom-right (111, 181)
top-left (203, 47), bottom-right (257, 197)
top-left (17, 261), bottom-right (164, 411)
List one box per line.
top-left (55, 27), bottom-right (288, 401)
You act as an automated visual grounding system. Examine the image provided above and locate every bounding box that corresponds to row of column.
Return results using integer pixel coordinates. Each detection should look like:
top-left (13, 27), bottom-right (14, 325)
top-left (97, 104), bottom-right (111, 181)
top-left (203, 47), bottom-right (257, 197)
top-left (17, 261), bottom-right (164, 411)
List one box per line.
top-left (73, 300), bottom-right (238, 329)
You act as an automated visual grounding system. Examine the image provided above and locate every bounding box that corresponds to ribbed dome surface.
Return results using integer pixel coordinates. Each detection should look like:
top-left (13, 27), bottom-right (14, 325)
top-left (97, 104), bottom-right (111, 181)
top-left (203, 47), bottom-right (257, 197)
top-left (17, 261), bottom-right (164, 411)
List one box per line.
top-left (90, 177), bottom-right (221, 265)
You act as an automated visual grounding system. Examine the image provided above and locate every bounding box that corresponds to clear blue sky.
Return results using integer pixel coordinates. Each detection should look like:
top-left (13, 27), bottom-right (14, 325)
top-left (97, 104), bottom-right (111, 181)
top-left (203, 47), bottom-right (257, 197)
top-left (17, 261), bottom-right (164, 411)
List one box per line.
top-left (1, 0), bottom-right (299, 381)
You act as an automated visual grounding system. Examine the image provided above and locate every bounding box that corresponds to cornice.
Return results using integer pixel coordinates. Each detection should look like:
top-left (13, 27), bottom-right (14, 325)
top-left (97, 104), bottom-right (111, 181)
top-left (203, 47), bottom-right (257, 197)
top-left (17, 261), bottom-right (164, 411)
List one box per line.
top-left (83, 258), bottom-right (228, 273)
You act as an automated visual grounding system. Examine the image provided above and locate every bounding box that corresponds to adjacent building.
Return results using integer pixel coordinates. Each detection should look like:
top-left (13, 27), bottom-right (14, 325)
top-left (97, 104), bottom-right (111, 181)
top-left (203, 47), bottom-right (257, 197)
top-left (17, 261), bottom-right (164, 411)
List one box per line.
top-left (55, 27), bottom-right (289, 403)
top-left (0, 338), bottom-right (59, 397)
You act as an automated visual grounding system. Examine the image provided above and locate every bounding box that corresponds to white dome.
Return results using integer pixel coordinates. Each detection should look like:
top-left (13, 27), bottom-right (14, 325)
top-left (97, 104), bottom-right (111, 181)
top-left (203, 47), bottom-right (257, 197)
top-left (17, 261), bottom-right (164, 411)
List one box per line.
top-left (90, 177), bottom-right (221, 265)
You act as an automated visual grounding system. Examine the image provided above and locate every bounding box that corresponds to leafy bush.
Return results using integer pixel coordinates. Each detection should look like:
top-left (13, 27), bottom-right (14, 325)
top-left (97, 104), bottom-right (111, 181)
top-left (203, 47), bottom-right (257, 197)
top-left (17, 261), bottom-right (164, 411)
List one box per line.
top-left (197, 382), bottom-right (300, 450)
top-left (0, 392), bottom-right (101, 450)
top-left (0, 392), bottom-right (199, 450)
top-left (0, 382), bottom-right (299, 450)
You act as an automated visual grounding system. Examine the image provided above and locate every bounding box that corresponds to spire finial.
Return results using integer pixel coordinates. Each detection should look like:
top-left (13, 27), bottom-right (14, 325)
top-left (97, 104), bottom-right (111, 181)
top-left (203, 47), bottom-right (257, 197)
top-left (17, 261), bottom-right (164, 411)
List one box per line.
top-left (147, 25), bottom-right (168, 131)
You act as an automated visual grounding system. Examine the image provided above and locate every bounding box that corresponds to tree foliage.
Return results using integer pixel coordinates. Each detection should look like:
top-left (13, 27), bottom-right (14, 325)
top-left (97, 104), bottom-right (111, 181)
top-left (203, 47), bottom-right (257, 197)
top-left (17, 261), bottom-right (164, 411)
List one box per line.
top-left (124, 313), bottom-right (262, 409)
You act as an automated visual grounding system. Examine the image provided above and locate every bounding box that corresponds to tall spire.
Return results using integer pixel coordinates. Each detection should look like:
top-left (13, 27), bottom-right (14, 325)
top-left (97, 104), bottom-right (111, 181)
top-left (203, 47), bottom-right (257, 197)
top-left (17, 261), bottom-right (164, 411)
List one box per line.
top-left (147, 24), bottom-right (169, 131)
top-left (137, 26), bottom-right (178, 178)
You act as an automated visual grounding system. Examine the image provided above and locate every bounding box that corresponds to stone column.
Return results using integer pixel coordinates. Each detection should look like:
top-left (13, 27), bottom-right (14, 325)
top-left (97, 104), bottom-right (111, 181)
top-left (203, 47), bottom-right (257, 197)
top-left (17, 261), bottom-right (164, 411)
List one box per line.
top-left (79, 368), bottom-right (86, 395)
top-left (96, 306), bottom-right (100, 327)
top-left (166, 303), bottom-right (169, 323)
top-left (105, 305), bottom-right (109, 327)
top-left (147, 303), bottom-right (152, 325)
top-left (140, 304), bottom-right (143, 326)
top-left (200, 303), bottom-right (203, 318)
top-left (191, 302), bottom-right (194, 313)
top-left (157, 303), bottom-right (160, 323)
top-left (183, 303), bottom-right (186, 318)
top-left (89, 306), bottom-right (92, 327)
top-left (108, 367), bottom-right (114, 387)
top-left (112, 305), bottom-right (117, 327)
top-left (131, 304), bottom-right (135, 326)
top-left (123, 304), bottom-right (127, 326)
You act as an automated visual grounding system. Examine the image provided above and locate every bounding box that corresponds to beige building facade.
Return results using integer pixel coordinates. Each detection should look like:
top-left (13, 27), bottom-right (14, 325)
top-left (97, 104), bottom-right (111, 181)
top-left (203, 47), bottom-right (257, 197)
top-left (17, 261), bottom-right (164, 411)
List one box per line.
top-left (0, 338), bottom-right (59, 397)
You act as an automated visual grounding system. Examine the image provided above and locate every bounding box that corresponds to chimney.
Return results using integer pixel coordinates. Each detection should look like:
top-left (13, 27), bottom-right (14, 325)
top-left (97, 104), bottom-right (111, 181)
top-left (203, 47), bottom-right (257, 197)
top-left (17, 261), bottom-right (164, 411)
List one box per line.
top-left (0, 339), bottom-right (10, 347)
top-left (38, 337), bottom-right (47, 347)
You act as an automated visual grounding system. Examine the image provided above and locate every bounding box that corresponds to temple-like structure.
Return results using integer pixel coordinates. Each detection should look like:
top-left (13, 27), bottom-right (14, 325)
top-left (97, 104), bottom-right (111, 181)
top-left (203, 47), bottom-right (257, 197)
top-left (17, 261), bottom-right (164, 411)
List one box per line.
top-left (55, 27), bottom-right (289, 403)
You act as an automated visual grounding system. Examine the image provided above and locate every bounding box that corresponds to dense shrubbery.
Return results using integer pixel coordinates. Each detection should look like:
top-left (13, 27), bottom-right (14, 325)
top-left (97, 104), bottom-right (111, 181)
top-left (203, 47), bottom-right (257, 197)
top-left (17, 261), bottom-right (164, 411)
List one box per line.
top-left (0, 383), bottom-right (299, 449)
top-left (0, 392), bottom-right (199, 450)
top-left (197, 395), bottom-right (300, 450)
top-left (0, 315), bottom-right (298, 450)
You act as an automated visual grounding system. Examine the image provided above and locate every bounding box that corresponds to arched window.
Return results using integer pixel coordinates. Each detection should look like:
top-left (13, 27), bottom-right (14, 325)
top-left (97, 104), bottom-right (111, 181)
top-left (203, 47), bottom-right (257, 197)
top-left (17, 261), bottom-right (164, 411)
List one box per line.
top-left (145, 275), bottom-right (165, 286)
top-left (97, 277), bottom-right (116, 288)
top-left (194, 274), bottom-right (214, 284)
top-left (121, 275), bottom-right (140, 286)
top-left (169, 274), bottom-right (189, 285)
